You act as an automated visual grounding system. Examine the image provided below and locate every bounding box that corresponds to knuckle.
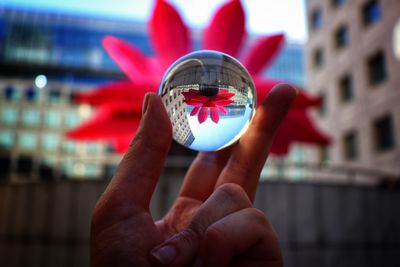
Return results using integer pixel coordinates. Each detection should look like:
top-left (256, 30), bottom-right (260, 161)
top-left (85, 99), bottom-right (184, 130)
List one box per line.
top-left (224, 158), bottom-right (252, 181)
top-left (177, 226), bottom-right (205, 247)
top-left (186, 219), bottom-right (207, 241)
top-left (217, 183), bottom-right (250, 204)
top-left (204, 225), bottom-right (227, 245)
top-left (247, 208), bottom-right (269, 226)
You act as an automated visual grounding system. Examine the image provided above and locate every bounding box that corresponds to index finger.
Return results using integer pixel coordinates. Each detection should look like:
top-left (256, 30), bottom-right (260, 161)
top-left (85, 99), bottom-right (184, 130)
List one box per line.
top-left (96, 93), bottom-right (172, 214)
top-left (216, 84), bottom-right (297, 201)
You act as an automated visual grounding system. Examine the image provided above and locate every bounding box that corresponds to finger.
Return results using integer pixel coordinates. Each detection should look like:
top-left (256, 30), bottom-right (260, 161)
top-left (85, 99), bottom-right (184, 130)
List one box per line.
top-left (178, 147), bottom-right (232, 202)
top-left (149, 183), bottom-right (251, 266)
top-left (216, 84), bottom-right (297, 201)
top-left (193, 208), bottom-right (282, 267)
top-left (95, 93), bottom-right (172, 217)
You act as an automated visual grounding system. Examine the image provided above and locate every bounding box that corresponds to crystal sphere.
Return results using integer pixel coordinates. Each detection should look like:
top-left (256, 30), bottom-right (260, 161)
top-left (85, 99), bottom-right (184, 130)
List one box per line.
top-left (158, 50), bottom-right (256, 151)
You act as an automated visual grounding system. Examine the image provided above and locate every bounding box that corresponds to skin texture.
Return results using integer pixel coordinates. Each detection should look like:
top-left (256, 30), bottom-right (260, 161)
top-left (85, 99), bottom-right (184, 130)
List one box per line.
top-left (90, 84), bottom-right (297, 267)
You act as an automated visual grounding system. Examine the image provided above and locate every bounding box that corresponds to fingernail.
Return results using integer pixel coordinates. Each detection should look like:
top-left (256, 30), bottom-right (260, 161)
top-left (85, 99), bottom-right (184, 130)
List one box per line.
top-left (142, 93), bottom-right (151, 115)
top-left (150, 245), bottom-right (177, 265)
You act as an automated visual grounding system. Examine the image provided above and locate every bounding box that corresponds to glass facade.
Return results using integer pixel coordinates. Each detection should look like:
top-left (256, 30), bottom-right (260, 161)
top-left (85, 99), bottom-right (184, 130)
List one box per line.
top-left (0, 8), bottom-right (152, 73)
top-left (264, 42), bottom-right (305, 86)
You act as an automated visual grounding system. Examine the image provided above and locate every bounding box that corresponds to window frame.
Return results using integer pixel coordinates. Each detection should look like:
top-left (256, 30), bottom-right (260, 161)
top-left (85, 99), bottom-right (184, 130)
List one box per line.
top-left (366, 50), bottom-right (387, 86)
top-left (343, 130), bottom-right (358, 160)
top-left (373, 114), bottom-right (396, 152)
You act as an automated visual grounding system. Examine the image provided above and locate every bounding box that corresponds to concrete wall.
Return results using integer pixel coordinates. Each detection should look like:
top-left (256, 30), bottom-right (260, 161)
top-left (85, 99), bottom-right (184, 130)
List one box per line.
top-left (0, 176), bottom-right (400, 267)
top-left (305, 0), bottom-right (400, 175)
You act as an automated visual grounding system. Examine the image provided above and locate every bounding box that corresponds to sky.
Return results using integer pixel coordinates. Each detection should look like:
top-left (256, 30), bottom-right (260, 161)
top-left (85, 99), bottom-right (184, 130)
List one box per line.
top-left (1, 0), bottom-right (308, 42)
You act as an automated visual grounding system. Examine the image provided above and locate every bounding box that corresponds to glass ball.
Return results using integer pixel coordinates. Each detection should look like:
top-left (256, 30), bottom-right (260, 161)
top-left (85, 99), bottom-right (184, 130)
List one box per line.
top-left (158, 50), bottom-right (256, 151)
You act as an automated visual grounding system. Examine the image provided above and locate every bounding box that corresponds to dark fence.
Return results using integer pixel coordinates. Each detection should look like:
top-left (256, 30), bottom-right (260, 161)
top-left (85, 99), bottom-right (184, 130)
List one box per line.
top-left (0, 174), bottom-right (399, 267)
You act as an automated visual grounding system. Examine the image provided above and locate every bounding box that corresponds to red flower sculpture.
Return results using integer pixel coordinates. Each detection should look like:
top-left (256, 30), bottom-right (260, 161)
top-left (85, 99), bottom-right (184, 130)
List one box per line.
top-left (182, 89), bottom-right (235, 124)
top-left (67, 0), bottom-right (330, 155)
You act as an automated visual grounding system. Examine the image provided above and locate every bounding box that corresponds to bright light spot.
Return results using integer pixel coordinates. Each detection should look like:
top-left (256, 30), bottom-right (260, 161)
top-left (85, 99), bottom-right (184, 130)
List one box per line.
top-left (35, 74), bottom-right (47, 88)
top-left (394, 19), bottom-right (400, 61)
top-left (73, 163), bottom-right (85, 176)
top-left (78, 104), bottom-right (92, 118)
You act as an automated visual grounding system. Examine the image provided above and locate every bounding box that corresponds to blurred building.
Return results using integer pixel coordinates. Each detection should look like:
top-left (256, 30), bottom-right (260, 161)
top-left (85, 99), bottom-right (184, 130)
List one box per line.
top-left (0, 7), bottom-right (151, 181)
top-left (305, 0), bottom-right (400, 178)
top-left (0, 6), bottom-right (306, 182)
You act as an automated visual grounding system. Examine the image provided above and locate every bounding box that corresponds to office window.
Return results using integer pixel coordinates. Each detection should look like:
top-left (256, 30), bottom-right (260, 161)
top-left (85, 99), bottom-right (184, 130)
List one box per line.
top-left (0, 155), bottom-right (11, 178)
top-left (25, 87), bottom-right (37, 102)
top-left (3, 85), bottom-right (22, 101)
top-left (65, 111), bottom-right (80, 128)
top-left (63, 141), bottom-right (76, 154)
top-left (335, 25), bottom-right (349, 48)
top-left (339, 74), bottom-right (353, 102)
top-left (1, 107), bottom-right (18, 126)
top-left (319, 146), bottom-right (330, 163)
top-left (367, 51), bottom-right (387, 85)
top-left (22, 109), bottom-right (40, 127)
top-left (44, 111), bottom-right (61, 128)
top-left (373, 114), bottom-right (395, 151)
top-left (313, 48), bottom-right (324, 68)
top-left (4, 85), bottom-right (15, 100)
top-left (48, 89), bottom-right (62, 104)
top-left (343, 131), bottom-right (358, 160)
top-left (38, 160), bottom-right (55, 180)
top-left (362, 0), bottom-right (381, 26)
top-left (42, 133), bottom-right (60, 152)
top-left (332, 0), bottom-right (345, 7)
top-left (87, 143), bottom-right (102, 154)
top-left (0, 131), bottom-right (15, 149)
top-left (19, 131), bottom-right (37, 151)
top-left (311, 9), bottom-right (322, 30)
top-left (16, 156), bottom-right (33, 176)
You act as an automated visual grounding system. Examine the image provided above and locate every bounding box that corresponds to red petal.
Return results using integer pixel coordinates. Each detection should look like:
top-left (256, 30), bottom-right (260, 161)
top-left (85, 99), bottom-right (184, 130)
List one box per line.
top-left (190, 106), bottom-right (200, 116)
top-left (202, 0), bottom-right (245, 57)
top-left (242, 33), bottom-right (285, 76)
top-left (255, 78), bottom-right (323, 109)
top-left (184, 99), bottom-right (207, 106)
top-left (213, 99), bottom-right (234, 106)
top-left (198, 107), bottom-right (209, 124)
top-left (274, 109), bottom-right (330, 147)
top-left (269, 110), bottom-right (330, 155)
top-left (270, 139), bottom-right (290, 155)
top-left (254, 78), bottom-right (281, 106)
top-left (293, 89), bottom-right (323, 109)
top-left (103, 36), bottom-right (151, 83)
top-left (66, 105), bottom-right (140, 140)
top-left (149, 0), bottom-right (191, 69)
top-left (210, 107), bottom-right (220, 123)
top-left (112, 135), bottom-right (135, 153)
top-left (72, 81), bottom-right (156, 110)
top-left (218, 106), bottom-right (228, 114)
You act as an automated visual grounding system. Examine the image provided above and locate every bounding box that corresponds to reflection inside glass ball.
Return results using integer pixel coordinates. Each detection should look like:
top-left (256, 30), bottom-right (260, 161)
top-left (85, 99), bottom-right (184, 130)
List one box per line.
top-left (158, 50), bottom-right (256, 151)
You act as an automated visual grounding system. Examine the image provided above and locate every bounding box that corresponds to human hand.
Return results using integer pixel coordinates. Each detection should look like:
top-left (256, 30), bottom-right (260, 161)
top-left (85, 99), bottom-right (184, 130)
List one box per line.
top-left (90, 84), bottom-right (297, 267)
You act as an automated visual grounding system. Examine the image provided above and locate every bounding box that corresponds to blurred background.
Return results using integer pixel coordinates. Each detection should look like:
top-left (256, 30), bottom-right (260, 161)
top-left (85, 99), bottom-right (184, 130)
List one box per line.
top-left (0, 0), bottom-right (399, 266)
